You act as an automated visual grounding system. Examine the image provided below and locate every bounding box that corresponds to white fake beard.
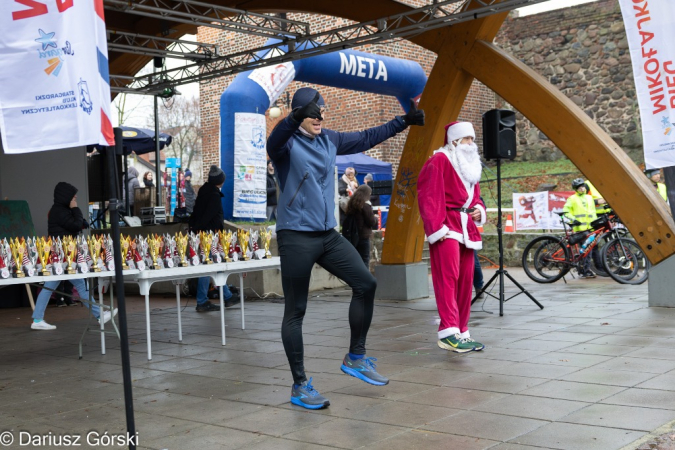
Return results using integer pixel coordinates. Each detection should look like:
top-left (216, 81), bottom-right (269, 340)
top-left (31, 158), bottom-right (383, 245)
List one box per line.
top-left (449, 142), bottom-right (482, 185)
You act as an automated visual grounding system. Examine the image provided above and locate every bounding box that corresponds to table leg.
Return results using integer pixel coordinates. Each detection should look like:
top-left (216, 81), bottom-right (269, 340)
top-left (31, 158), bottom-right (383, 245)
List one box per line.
top-left (219, 285), bottom-right (226, 346)
top-left (25, 285), bottom-right (35, 310)
top-left (109, 282), bottom-right (120, 339)
top-left (145, 292), bottom-right (152, 360)
top-left (176, 284), bottom-right (183, 342)
top-left (99, 282), bottom-right (106, 355)
top-left (239, 273), bottom-right (245, 330)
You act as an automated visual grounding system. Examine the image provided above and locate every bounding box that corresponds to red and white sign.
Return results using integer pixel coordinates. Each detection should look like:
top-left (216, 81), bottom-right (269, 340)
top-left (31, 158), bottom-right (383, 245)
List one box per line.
top-left (513, 191), bottom-right (574, 230)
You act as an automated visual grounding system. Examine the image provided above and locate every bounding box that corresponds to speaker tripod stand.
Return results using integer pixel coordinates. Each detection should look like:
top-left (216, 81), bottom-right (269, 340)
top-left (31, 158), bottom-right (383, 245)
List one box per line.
top-left (472, 157), bottom-right (543, 316)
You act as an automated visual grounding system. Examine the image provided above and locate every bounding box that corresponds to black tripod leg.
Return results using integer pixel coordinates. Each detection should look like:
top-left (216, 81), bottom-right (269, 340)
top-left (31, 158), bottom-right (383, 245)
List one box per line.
top-left (503, 270), bottom-right (544, 309)
top-left (472, 271), bottom-right (499, 305)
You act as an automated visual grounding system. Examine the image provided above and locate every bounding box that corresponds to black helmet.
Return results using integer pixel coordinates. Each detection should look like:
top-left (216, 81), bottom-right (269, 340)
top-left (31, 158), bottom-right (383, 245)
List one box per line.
top-left (571, 178), bottom-right (586, 189)
top-left (644, 168), bottom-right (660, 178)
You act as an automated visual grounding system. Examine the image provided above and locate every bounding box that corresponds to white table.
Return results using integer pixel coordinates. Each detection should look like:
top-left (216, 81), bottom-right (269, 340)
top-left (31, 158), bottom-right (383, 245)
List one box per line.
top-left (0, 269), bottom-right (137, 357)
top-left (125, 257), bottom-right (281, 360)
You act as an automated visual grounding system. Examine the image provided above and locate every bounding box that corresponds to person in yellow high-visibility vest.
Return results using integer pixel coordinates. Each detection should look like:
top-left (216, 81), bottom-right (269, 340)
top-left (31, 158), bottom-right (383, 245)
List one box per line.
top-left (563, 178), bottom-right (600, 278)
top-left (585, 180), bottom-right (612, 215)
top-left (644, 169), bottom-right (669, 203)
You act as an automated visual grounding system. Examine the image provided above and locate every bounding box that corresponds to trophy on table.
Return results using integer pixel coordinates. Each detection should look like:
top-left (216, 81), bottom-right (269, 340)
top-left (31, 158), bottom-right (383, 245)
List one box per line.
top-left (210, 233), bottom-right (222, 263)
top-left (199, 231), bottom-right (213, 264)
top-left (36, 237), bottom-right (52, 276)
top-left (120, 235), bottom-right (129, 270)
top-left (103, 234), bottom-right (114, 271)
top-left (27, 237), bottom-right (38, 272)
top-left (260, 229), bottom-right (273, 259)
top-left (238, 229), bottom-right (250, 261)
top-left (164, 234), bottom-right (175, 268)
top-left (176, 232), bottom-right (189, 267)
top-left (218, 230), bottom-right (232, 262)
top-left (52, 238), bottom-right (64, 275)
top-left (64, 236), bottom-right (77, 274)
top-left (76, 236), bottom-right (90, 273)
top-left (87, 235), bottom-right (102, 272)
top-left (132, 237), bottom-right (147, 271)
top-left (188, 232), bottom-right (201, 266)
top-left (147, 235), bottom-right (161, 269)
top-left (249, 229), bottom-right (259, 259)
top-left (9, 238), bottom-right (26, 278)
top-left (0, 239), bottom-right (12, 279)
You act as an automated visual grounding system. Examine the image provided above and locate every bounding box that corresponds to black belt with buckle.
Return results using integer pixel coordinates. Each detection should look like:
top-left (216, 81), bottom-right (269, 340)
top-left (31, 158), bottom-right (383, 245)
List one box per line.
top-left (451, 207), bottom-right (476, 213)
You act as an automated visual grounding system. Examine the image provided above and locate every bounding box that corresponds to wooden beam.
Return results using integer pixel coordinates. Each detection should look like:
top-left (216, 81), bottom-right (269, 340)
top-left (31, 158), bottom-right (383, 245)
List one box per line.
top-left (463, 40), bottom-right (675, 264)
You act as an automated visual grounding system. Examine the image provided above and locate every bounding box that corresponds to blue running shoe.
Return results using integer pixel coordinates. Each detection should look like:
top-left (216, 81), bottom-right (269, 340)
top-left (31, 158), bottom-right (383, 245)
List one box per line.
top-left (290, 378), bottom-right (330, 410)
top-left (340, 354), bottom-right (389, 386)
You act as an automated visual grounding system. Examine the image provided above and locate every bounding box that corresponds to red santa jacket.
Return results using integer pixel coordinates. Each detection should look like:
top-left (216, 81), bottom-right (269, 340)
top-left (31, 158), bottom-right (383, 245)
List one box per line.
top-left (417, 150), bottom-right (486, 249)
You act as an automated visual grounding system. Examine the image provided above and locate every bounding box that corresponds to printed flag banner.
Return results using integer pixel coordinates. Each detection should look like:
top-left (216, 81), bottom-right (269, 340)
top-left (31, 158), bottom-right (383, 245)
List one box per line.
top-left (233, 113), bottom-right (267, 219)
top-left (513, 192), bottom-right (548, 230)
top-left (512, 191), bottom-right (575, 230)
top-left (0, 0), bottom-right (114, 154)
top-left (618, 1), bottom-right (675, 169)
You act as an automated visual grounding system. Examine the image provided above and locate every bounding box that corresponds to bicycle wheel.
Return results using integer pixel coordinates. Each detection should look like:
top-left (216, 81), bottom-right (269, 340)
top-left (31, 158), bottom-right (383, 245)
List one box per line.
top-left (601, 238), bottom-right (650, 285)
top-left (522, 236), bottom-right (570, 283)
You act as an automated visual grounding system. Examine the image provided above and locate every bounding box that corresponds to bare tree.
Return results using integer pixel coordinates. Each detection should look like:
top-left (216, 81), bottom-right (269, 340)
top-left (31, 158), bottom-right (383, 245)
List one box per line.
top-left (149, 96), bottom-right (202, 174)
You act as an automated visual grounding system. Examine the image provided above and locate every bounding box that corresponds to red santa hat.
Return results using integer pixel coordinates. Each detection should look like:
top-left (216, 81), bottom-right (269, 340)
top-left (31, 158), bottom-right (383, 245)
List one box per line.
top-left (444, 121), bottom-right (475, 146)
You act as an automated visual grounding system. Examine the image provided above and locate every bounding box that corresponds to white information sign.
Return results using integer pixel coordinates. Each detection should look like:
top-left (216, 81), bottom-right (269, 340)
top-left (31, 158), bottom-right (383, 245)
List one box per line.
top-left (233, 113), bottom-right (267, 219)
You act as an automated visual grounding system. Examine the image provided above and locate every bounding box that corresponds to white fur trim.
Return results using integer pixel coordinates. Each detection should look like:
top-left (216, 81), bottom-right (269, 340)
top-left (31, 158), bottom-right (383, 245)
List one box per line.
top-left (459, 330), bottom-right (471, 339)
top-left (474, 204), bottom-right (487, 226)
top-left (446, 230), bottom-right (464, 242)
top-left (439, 327), bottom-right (461, 339)
top-left (446, 122), bottom-right (475, 144)
top-left (428, 225), bottom-right (450, 245)
top-left (463, 238), bottom-right (483, 250)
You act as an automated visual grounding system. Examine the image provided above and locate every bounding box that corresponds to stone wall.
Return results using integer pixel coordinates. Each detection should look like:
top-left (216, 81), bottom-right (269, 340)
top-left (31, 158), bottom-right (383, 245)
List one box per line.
top-left (496, 0), bottom-right (643, 163)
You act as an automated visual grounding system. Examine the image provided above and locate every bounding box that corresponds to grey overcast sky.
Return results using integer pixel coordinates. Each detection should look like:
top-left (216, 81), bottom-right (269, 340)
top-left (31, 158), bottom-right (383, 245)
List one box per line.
top-left (517, 0), bottom-right (599, 16)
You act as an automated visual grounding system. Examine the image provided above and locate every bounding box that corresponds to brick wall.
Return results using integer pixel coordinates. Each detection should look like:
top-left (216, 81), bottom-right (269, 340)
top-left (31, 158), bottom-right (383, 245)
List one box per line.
top-left (197, 10), bottom-right (495, 177)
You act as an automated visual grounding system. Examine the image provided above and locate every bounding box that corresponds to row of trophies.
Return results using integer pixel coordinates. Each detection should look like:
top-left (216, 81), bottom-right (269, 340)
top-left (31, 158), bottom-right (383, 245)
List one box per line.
top-left (0, 229), bottom-right (273, 279)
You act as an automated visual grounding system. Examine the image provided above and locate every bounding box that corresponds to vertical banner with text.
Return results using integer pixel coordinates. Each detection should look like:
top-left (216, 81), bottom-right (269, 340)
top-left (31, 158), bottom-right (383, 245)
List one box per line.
top-left (233, 113), bottom-right (267, 219)
top-left (0, 0), bottom-right (114, 154)
top-left (618, 0), bottom-right (675, 169)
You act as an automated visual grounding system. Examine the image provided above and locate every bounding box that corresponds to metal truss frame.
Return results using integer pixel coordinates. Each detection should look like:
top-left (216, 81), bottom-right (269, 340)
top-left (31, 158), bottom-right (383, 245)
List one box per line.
top-left (109, 0), bottom-right (552, 94)
top-left (103, 0), bottom-right (310, 39)
top-left (107, 30), bottom-right (220, 61)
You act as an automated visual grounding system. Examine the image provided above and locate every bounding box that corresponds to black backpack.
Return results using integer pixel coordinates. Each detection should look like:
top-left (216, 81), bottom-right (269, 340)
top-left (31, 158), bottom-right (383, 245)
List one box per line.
top-left (341, 214), bottom-right (360, 247)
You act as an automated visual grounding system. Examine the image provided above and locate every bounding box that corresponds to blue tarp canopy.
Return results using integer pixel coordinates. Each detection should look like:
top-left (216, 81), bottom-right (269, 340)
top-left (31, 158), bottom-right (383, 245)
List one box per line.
top-left (87, 126), bottom-right (172, 155)
top-left (336, 153), bottom-right (392, 178)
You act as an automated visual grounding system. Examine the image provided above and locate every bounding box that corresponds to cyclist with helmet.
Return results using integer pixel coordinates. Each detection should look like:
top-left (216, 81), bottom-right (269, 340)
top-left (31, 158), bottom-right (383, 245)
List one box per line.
top-left (584, 180), bottom-right (612, 215)
top-left (644, 169), bottom-right (668, 203)
top-left (563, 178), bottom-right (600, 278)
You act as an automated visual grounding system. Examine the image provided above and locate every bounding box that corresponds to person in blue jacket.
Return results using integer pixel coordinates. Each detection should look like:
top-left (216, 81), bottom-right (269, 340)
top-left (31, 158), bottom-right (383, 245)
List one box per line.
top-left (267, 87), bottom-right (425, 410)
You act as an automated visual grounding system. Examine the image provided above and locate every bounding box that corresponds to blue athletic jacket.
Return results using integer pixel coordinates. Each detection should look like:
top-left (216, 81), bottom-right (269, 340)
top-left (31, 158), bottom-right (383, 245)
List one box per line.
top-left (267, 114), bottom-right (407, 232)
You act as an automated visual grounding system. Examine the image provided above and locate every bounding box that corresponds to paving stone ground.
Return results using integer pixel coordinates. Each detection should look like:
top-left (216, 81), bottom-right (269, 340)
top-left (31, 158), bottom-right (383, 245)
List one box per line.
top-left (1, 268), bottom-right (674, 449)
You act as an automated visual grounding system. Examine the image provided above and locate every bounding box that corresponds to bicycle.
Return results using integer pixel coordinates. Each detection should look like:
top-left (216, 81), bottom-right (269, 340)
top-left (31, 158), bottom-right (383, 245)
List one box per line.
top-left (598, 235), bottom-right (650, 285)
top-left (522, 210), bottom-right (629, 284)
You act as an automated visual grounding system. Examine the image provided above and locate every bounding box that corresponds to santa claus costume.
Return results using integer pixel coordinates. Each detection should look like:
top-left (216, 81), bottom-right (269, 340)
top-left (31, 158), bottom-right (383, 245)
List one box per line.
top-left (417, 121), bottom-right (486, 352)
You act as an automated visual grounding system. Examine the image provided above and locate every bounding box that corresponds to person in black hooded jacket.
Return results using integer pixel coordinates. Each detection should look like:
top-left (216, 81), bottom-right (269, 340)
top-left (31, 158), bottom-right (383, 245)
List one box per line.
top-left (31, 182), bottom-right (116, 330)
top-left (48, 182), bottom-right (88, 238)
top-left (188, 165), bottom-right (232, 311)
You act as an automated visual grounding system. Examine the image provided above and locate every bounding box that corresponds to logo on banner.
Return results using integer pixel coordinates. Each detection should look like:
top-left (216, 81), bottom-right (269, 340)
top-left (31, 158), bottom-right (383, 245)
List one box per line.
top-left (250, 127), bottom-right (265, 150)
top-left (238, 192), bottom-right (266, 204)
top-left (77, 79), bottom-right (93, 115)
top-left (236, 165), bottom-right (255, 181)
top-left (34, 29), bottom-right (75, 77)
top-left (662, 116), bottom-right (674, 136)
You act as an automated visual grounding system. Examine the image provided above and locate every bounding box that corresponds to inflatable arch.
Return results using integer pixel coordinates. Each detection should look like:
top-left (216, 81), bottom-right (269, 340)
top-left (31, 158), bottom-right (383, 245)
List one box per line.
top-left (219, 41), bottom-right (427, 220)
